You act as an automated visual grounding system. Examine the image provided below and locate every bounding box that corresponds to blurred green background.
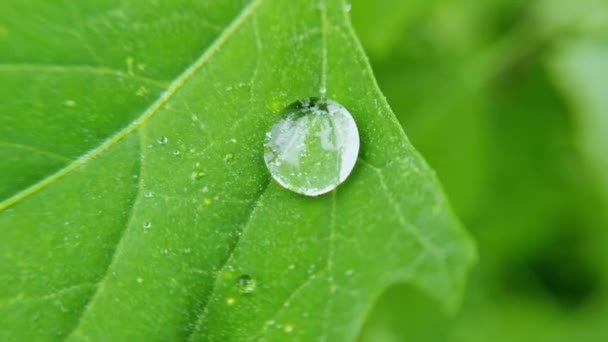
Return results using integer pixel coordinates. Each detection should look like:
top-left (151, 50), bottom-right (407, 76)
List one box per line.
top-left (350, 0), bottom-right (608, 341)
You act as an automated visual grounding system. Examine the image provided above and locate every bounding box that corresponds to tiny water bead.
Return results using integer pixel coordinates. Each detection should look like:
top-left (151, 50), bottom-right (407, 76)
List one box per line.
top-left (237, 274), bottom-right (256, 294)
top-left (264, 98), bottom-right (360, 196)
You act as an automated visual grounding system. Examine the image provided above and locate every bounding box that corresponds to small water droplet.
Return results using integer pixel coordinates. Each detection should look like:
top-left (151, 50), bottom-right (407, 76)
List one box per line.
top-left (63, 99), bottom-right (77, 107)
top-left (136, 86), bottom-right (149, 97)
top-left (203, 198), bottom-right (212, 206)
top-left (224, 153), bottom-right (234, 162)
top-left (144, 191), bottom-right (153, 198)
top-left (343, 2), bottom-right (352, 12)
top-left (136, 277), bottom-right (143, 284)
top-left (226, 297), bottom-right (236, 305)
top-left (237, 274), bottom-right (256, 294)
top-left (157, 136), bottom-right (168, 144)
top-left (143, 221), bottom-right (151, 229)
top-left (263, 98), bottom-right (359, 196)
top-left (284, 324), bottom-right (294, 333)
top-left (265, 320), bottom-right (275, 326)
top-left (288, 264), bottom-right (295, 270)
top-left (319, 86), bottom-right (327, 94)
top-left (173, 149), bottom-right (181, 156)
top-left (345, 269), bottom-right (354, 277)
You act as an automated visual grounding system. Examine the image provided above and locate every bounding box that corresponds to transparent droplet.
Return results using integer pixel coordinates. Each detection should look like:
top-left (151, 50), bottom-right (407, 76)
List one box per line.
top-left (143, 221), bottom-right (151, 229)
top-left (157, 136), bottom-right (168, 144)
top-left (343, 2), bottom-right (352, 12)
top-left (263, 98), bottom-right (359, 196)
top-left (144, 191), bottom-right (153, 198)
top-left (237, 274), bottom-right (256, 294)
top-left (63, 99), bottom-right (77, 107)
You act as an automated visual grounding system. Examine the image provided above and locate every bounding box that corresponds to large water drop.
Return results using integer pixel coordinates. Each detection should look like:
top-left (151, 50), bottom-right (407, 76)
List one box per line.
top-left (263, 98), bottom-right (359, 196)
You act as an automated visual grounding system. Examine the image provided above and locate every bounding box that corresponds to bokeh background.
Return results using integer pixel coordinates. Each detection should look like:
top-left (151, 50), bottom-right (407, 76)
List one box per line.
top-left (350, 0), bottom-right (608, 341)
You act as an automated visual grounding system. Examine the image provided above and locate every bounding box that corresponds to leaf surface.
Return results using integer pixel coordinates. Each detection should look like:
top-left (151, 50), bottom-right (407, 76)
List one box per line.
top-left (0, 0), bottom-right (475, 340)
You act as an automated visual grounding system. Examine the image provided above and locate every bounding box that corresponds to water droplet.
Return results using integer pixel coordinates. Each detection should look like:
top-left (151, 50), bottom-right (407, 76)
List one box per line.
top-left (288, 264), bottom-right (295, 270)
top-left (136, 277), bottom-right (143, 284)
top-left (144, 191), bottom-right (153, 198)
top-left (63, 99), bottom-right (77, 107)
top-left (265, 320), bottom-right (275, 326)
top-left (173, 149), bottom-right (181, 156)
top-left (263, 98), bottom-right (359, 196)
top-left (284, 324), bottom-right (294, 333)
top-left (226, 297), bottom-right (236, 305)
top-left (136, 86), bottom-right (149, 97)
top-left (224, 153), bottom-right (234, 162)
top-left (343, 2), bottom-right (352, 12)
top-left (319, 86), bottom-right (327, 94)
top-left (203, 198), bottom-right (212, 206)
top-left (157, 136), bottom-right (168, 144)
top-left (143, 221), bottom-right (151, 229)
top-left (345, 269), bottom-right (354, 277)
top-left (237, 274), bottom-right (256, 294)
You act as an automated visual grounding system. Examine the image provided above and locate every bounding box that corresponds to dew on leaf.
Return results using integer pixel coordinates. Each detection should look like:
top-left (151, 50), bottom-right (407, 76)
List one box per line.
top-left (173, 149), bottom-right (181, 156)
top-left (284, 324), bottom-right (294, 333)
top-left (263, 98), bottom-right (359, 196)
top-left (226, 297), bottom-right (236, 306)
top-left (143, 221), bottom-right (151, 229)
top-left (157, 136), bottom-right (168, 144)
top-left (63, 99), bottom-right (77, 107)
top-left (237, 274), bottom-right (256, 294)
top-left (144, 191), bottom-right (153, 198)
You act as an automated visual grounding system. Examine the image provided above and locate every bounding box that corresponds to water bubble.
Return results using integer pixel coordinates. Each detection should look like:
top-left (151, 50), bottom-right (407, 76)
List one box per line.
top-left (237, 274), bottom-right (256, 294)
top-left (144, 191), bottom-right (153, 198)
top-left (173, 149), bottom-right (181, 156)
top-left (143, 221), bottom-right (151, 229)
top-left (157, 136), bottom-right (168, 144)
top-left (319, 86), bottom-right (327, 94)
top-left (263, 98), bottom-right (359, 196)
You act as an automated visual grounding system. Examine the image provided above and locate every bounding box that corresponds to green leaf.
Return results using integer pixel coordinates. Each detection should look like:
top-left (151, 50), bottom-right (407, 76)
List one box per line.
top-left (0, 0), bottom-right (475, 340)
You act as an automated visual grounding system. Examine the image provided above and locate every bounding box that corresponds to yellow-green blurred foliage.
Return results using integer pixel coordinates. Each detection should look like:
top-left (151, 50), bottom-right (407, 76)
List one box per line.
top-left (351, 0), bottom-right (608, 341)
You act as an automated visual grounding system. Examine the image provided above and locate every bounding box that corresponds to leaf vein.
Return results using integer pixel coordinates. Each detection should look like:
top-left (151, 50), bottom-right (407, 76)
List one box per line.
top-left (0, 0), bottom-right (260, 212)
